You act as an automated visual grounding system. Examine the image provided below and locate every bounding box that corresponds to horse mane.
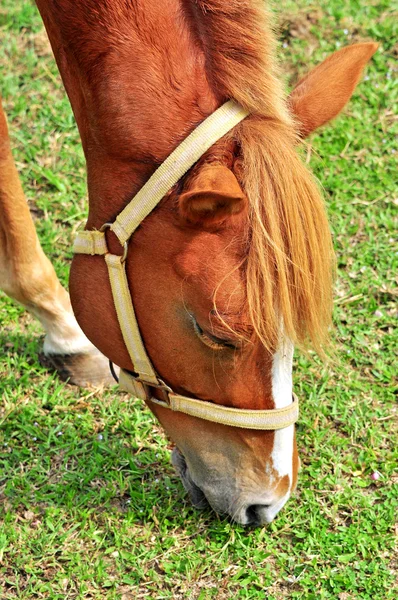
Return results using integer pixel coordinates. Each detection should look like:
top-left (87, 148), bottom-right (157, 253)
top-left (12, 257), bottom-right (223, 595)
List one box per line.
top-left (192, 0), bottom-right (334, 352)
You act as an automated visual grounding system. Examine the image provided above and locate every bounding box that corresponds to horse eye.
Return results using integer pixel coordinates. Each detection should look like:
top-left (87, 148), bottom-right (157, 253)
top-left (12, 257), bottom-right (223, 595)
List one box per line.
top-left (191, 316), bottom-right (237, 350)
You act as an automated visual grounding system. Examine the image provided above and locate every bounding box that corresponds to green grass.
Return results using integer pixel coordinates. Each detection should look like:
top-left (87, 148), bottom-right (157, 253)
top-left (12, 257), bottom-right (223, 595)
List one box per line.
top-left (0, 0), bottom-right (397, 598)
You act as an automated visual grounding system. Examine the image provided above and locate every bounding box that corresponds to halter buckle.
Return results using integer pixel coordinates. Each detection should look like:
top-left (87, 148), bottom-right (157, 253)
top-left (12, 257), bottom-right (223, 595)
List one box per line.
top-left (100, 222), bottom-right (129, 263)
top-left (120, 369), bottom-right (173, 406)
top-left (147, 377), bottom-right (173, 405)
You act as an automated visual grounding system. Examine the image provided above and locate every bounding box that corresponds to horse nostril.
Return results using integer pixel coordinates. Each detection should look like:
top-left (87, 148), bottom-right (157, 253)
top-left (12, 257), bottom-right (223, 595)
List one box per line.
top-left (245, 504), bottom-right (271, 525)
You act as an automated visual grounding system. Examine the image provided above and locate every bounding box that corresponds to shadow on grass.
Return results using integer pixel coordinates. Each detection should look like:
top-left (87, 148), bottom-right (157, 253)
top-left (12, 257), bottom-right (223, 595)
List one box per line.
top-left (0, 418), bottom-right (204, 525)
top-left (0, 332), bottom-right (210, 526)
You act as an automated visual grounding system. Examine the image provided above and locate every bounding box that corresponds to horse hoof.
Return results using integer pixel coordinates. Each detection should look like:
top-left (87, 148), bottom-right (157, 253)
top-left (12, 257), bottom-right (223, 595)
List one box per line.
top-left (39, 348), bottom-right (117, 387)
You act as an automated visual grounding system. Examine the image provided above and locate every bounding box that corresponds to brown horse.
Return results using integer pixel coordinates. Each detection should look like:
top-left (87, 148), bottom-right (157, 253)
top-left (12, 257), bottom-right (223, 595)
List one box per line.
top-left (0, 0), bottom-right (376, 525)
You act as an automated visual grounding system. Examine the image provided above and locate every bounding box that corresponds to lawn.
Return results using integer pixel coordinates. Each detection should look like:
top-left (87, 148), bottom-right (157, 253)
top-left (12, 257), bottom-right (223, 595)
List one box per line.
top-left (0, 1), bottom-right (397, 598)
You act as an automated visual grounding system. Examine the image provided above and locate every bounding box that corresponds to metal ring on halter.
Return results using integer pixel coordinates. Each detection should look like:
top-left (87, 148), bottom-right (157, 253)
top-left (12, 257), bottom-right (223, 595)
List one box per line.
top-left (100, 222), bottom-right (129, 263)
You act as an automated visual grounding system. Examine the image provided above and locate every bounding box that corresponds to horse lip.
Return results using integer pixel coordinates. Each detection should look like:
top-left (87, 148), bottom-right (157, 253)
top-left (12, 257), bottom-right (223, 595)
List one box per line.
top-left (171, 447), bottom-right (209, 509)
top-left (171, 448), bottom-right (287, 525)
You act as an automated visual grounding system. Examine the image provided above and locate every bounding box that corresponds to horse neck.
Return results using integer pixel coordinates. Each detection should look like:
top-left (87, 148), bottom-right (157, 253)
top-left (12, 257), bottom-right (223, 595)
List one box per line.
top-left (36, 0), bottom-right (222, 228)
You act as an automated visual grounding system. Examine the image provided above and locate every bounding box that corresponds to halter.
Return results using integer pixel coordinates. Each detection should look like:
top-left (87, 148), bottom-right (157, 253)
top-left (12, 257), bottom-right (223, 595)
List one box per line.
top-left (73, 101), bottom-right (299, 430)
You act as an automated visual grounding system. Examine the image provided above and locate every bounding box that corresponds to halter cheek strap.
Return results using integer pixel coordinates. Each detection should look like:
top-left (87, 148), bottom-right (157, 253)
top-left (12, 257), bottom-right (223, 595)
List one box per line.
top-left (73, 100), bottom-right (299, 430)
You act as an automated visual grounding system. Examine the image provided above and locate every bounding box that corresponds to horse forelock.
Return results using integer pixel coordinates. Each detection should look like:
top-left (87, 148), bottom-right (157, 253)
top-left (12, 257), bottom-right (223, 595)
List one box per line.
top-left (185, 0), bottom-right (334, 353)
top-left (237, 120), bottom-right (335, 353)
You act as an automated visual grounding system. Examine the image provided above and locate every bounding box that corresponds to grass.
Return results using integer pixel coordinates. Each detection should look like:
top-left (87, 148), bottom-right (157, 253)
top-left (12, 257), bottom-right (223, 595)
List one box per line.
top-left (0, 0), bottom-right (397, 598)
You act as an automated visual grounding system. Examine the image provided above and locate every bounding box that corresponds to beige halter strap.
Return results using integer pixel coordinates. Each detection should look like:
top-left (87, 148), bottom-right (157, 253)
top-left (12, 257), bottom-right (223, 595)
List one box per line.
top-left (74, 100), bottom-right (299, 430)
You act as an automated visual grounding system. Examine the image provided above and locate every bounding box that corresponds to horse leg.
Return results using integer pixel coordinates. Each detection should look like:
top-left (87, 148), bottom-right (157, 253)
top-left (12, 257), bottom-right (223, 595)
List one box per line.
top-left (0, 96), bottom-right (113, 386)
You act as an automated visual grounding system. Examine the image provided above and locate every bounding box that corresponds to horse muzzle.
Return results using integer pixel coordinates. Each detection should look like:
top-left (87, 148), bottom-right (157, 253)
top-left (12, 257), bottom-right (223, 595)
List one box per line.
top-left (171, 447), bottom-right (289, 526)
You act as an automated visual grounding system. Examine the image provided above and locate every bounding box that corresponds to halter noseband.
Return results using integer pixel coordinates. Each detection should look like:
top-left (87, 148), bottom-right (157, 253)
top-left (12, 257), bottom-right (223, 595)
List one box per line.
top-left (73, 101), bottom-right (299, 430)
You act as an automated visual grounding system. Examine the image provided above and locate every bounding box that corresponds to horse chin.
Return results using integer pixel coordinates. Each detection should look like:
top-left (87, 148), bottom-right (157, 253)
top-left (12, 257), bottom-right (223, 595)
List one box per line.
top-left (171, 447), bottom-right (209, 510)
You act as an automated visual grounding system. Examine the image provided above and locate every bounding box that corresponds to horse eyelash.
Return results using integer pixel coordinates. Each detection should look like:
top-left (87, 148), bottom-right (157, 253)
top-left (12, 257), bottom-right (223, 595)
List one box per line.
top-left (191, 317), bottom-right (237, 351)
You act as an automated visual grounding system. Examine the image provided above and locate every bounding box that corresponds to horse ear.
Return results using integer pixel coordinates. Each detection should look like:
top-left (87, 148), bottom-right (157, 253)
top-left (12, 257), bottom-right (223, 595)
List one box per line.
top-left (179, 164), bottom-right (246, 228)
top-left (289, 42), bottom-right (378, 138)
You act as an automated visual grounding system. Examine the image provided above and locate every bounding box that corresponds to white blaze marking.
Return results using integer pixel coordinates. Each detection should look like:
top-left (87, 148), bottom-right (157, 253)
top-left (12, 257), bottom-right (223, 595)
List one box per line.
top-left (271, 339), bottom-right (294, 482)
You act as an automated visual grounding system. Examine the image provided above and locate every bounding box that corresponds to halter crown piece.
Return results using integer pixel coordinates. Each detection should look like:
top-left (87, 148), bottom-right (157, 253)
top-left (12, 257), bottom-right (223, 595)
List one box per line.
top-left (74, 101), bottom-right (299, 430)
